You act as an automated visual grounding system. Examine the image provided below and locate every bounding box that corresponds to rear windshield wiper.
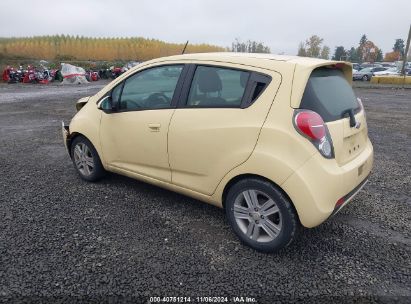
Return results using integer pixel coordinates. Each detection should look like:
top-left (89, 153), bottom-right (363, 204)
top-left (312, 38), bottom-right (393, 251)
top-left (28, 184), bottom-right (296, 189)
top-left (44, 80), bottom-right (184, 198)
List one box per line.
top-left (341, 109), bottom-right (356, 128)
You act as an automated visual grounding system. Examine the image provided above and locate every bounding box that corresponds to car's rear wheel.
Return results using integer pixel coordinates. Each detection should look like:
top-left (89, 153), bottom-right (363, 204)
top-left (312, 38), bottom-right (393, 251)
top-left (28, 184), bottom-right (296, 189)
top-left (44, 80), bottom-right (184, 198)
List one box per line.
top-left (70, 136), bottom-right (105, 182)
top-left (225, 178), bottom-right (299, 253)
top-left (362, 75), bottom-right (369, 81)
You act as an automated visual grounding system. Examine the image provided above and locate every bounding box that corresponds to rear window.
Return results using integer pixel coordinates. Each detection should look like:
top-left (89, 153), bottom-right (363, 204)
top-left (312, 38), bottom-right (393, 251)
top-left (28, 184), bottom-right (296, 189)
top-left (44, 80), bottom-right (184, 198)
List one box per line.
top-left (300, 68), bottom-right (360, 122)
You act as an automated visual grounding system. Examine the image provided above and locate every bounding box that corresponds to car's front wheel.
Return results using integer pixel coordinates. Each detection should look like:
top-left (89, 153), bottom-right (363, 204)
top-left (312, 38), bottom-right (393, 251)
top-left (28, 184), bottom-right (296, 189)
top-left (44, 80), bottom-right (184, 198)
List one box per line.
top-left (70, 135), bottom-right (105, 182)
top-left (225, 178), bottom-right (299, 253)
top-left (362, 75), bottom-right (369, 81)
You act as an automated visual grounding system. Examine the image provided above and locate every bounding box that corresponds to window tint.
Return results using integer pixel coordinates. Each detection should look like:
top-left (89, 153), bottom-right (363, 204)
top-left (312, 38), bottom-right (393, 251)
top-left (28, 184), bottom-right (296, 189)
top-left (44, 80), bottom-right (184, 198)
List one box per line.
top-left (251, 82), bottom-right (266, 102)
top-left (300, 68), bottom-right (360, 122)
top-left (187, 66), bottom-right (250, 107)
top-left (112, 83), bottom-right (122, 104)
top-left (101, 97), bottom-right (112, 110)
top-left (119, 65), bottom-right (183, 110)
top-left (101, 83), bottom-right (122, 110)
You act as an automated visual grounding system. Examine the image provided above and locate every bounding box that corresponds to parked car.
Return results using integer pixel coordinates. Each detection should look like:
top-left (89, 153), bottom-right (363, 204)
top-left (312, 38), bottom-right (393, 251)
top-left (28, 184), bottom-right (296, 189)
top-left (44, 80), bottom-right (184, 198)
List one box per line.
top-left (353, 67), bottom-right (387, 81)
top-left (62, 53), bottom-right (373, 252)
top-left (373, 67), bottom-right (400, 76)
top-left (381, 62), bottom-right (396, 68)
top-left (359, 63), bottom-right (383, 69)
top-left (351, 63), bottom-right (361, 71)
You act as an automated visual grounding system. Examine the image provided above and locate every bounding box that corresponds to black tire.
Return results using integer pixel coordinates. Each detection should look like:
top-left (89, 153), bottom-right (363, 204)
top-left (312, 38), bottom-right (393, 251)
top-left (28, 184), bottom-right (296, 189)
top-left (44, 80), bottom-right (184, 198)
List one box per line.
top-left (362, 75), bottom-right (369, 81)
top-left (225, 178), bottom-right (299, 253)
top-left (70, 135), bottom-right (105, 182)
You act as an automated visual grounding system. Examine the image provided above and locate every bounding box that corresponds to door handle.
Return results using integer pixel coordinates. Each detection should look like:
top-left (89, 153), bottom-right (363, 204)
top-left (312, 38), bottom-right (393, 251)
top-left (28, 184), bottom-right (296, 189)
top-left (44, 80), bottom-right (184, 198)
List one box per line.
top-left (148, 123), bottom-right (161, 132)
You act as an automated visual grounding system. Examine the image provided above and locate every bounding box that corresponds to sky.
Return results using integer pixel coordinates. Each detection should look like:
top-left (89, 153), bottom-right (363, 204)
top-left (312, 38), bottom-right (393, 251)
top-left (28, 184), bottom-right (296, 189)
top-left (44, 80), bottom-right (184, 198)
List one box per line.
top-left (1, 0), bottom-right (410, 56)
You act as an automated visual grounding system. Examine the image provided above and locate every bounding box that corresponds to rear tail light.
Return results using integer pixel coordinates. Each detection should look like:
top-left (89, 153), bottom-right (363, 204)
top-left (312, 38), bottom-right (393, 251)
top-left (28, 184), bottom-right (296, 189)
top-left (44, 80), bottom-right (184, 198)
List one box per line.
top-left (294, 111), bottom-right (325, 140)
top-left (294, 110), bottom-right (334, 159)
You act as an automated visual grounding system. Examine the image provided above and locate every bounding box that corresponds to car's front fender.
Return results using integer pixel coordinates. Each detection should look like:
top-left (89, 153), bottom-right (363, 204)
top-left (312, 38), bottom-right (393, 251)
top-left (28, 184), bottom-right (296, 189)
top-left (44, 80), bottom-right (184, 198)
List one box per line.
top-left (67, 100), bottom-right (104, 164)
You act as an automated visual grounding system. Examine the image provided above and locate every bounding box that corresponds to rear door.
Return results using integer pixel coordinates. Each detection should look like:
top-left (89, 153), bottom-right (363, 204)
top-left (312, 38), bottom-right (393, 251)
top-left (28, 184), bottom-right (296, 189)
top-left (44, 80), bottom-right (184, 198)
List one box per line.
top-left (168, 64), bottom-right (278, 195)
top-left (299, 68), bottom-right (368, 166)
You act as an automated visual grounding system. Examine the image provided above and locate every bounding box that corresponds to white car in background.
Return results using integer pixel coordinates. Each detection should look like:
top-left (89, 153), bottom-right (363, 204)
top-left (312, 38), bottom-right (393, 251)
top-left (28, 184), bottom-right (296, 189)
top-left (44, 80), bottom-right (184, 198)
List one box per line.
top-left (373, 67), bottom-right (400, 76)
top-left (352, 67), bottom-right (387, 81)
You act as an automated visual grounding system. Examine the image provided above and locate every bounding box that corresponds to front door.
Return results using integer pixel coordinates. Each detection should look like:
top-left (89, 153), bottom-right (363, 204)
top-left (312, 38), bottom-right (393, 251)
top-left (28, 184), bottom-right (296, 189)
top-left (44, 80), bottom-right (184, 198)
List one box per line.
top-left (100, 64), bottom-right (184, 182)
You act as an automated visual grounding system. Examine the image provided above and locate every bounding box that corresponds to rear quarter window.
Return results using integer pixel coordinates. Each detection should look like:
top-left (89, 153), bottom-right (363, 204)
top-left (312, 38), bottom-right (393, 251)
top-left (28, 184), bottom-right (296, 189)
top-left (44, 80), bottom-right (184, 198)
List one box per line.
top-left (300, 68), bottom-right (360, 122)
top-left (187, 66), bottom-right (250, 107)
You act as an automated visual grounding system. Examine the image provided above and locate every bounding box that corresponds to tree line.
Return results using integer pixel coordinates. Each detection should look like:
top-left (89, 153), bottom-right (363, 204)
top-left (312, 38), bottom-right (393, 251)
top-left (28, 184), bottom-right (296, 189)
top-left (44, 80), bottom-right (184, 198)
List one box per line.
top-left (231, 38), bottom-right (271, 53)
top-left (0, 34), bottom-right (406, 64)
top-left (0, 35), bottom-right (225, 61)
top-left (297, 35), bottom-right (330, 59)
top-left (332, 34), bottom-right (385, 62)
top-left (298, 34), bottom-right (408, 63)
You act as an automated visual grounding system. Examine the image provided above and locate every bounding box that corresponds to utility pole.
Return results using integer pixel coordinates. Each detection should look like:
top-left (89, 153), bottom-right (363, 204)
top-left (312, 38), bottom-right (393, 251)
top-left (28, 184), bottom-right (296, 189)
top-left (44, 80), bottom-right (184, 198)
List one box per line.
top-left (401, 24), bottom-right (411, 76)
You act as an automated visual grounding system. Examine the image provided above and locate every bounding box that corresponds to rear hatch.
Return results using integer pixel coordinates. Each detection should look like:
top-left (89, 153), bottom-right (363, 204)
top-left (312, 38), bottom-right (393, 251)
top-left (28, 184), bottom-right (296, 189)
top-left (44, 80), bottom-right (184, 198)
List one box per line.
top-left (299, 68), bottom-right (367, 166)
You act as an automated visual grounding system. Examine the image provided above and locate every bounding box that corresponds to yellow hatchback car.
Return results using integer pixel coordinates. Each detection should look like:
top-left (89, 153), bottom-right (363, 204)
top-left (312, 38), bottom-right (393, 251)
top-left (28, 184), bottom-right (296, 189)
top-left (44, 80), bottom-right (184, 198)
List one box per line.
top-left (62, 53), bottom-right (373, 252)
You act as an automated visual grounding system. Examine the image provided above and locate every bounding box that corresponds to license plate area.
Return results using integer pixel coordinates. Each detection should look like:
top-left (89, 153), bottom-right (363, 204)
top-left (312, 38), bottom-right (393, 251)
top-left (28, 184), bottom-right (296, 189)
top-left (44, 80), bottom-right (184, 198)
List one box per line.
top-left (341, 131), bottom-right (367, 165)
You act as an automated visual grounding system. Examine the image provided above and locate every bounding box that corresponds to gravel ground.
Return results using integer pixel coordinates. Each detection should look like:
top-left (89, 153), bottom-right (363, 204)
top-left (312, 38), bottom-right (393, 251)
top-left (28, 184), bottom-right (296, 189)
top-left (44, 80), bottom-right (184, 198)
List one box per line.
top-left (0, 83), bottom-right (410, 303)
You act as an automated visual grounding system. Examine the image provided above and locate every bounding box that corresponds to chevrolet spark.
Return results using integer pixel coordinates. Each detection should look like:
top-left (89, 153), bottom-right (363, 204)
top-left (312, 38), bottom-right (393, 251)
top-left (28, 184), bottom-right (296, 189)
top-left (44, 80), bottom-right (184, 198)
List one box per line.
top-left (62, 53), bottom-right (373, 252)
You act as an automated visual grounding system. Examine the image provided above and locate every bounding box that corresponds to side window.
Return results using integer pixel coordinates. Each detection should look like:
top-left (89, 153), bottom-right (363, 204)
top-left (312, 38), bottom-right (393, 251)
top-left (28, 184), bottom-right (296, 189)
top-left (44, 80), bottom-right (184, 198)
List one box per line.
top-left (112, 83), bottom-right (122, 104)
top-left (187, 66), bottom-right (250, 107)
top-left (119, 65), bottom-right (183, 110)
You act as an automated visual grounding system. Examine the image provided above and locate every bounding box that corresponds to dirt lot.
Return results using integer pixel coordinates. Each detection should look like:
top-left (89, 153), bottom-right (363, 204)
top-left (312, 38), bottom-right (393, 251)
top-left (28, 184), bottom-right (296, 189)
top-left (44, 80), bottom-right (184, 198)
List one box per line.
top-left (0, 82), bottom-right (410, 303)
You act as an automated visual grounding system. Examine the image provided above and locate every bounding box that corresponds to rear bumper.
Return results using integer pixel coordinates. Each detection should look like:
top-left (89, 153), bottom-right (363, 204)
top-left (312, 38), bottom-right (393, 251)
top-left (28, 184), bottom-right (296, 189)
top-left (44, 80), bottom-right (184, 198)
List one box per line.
top-left (330, 175), bottom-right (369, 217)
top-left (282, 138), bottom-right (373, 228)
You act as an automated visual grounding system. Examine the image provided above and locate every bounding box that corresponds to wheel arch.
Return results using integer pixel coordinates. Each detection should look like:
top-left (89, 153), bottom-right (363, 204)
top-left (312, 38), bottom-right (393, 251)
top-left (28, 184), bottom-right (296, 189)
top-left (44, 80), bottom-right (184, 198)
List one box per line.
top-left (66, 101), bottom-right (103, 161)
top-left (221, 173), bottom-right (301, 225)
top-left (67, 132), bottom-right (98, 159)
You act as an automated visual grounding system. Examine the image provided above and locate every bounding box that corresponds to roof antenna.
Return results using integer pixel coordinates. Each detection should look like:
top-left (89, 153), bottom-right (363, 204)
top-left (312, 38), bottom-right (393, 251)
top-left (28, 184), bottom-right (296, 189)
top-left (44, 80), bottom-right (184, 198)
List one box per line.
top-left (181, 40), bottom-right (189, 54)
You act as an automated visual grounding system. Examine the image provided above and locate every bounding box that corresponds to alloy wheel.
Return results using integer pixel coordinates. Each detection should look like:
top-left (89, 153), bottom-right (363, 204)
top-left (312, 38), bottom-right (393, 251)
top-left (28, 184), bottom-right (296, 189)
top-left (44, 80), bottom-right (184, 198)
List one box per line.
top-left (73, 143), bottom-right (94, 176)
top-left (233, 189), bottom-right (282, 243)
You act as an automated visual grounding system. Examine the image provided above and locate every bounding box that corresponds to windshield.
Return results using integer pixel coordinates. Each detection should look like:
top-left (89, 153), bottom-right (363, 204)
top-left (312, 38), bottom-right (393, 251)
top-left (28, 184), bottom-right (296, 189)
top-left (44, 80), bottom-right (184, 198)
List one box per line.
top-left (300, 68), bottom-right (360, 122)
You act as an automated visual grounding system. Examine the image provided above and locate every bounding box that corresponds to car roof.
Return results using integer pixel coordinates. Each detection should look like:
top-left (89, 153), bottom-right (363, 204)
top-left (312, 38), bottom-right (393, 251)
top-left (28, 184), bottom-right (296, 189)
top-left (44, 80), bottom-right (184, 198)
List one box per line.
top-left (166, 52), bottom-right (297, 61)
top-left (149, 52), bottom-right (339, 70)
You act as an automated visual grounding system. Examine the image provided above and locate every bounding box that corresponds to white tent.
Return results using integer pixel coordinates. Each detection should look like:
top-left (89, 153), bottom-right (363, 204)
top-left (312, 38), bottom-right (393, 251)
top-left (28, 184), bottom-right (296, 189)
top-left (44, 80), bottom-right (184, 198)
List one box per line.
top-left (61, 63), bottom-right (88, 84)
